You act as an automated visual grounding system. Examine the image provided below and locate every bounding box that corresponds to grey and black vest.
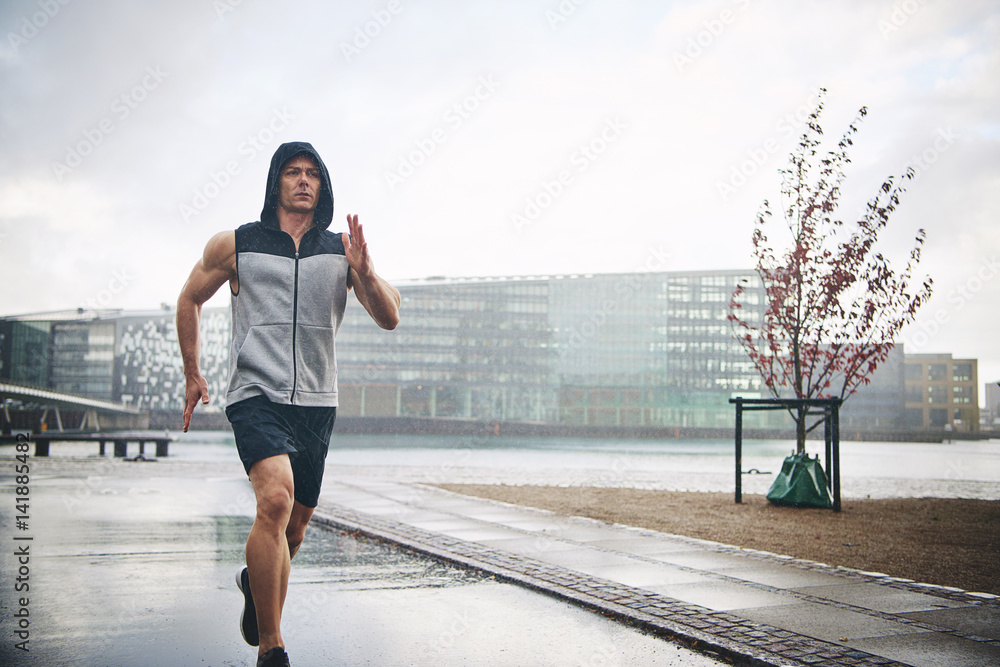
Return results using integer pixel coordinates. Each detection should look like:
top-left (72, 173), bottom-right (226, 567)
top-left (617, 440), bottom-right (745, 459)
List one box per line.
top-left (226, 221), bottom-right (349, 407)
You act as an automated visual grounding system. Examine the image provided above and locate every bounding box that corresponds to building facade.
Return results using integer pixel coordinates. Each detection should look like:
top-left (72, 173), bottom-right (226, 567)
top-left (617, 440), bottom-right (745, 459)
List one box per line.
top-left (332, 270), bottom-right (774, 428)
top-left (903, 353), bottom-right (980, 432)
top-left (984, 382), bottom-right (1000, 430)
top-left (0, 270), bottom-right (971, 433)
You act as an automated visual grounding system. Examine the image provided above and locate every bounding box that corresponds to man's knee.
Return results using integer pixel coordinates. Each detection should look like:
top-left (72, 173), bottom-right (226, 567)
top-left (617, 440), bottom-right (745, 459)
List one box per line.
top-left (249, 456), bottom-right (296, 524)
top-left (256, 485), bottom-right (295, 523)
top-left (286, 503), bottom-right (314, 554)
top-left (286, 526), bottom-right (306, 554)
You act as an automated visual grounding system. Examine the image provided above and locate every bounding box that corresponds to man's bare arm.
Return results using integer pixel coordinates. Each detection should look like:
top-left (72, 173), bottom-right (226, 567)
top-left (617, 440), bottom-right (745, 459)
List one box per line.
top-left (177, 231), bottom-right (237, 431)
top-left (343, 214), bottom-right (400, 330)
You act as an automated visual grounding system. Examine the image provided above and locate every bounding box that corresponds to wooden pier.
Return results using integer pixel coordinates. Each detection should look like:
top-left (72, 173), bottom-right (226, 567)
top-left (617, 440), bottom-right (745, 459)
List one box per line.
top-left (1, 431), bottom-right (178, 458)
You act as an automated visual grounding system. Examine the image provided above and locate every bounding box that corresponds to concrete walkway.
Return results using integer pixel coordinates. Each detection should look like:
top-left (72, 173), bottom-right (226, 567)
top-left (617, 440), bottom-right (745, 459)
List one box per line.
top-left (316, 477), bottom-right (1000, 667)
top-left (1, 459), bottom-right (728, 666)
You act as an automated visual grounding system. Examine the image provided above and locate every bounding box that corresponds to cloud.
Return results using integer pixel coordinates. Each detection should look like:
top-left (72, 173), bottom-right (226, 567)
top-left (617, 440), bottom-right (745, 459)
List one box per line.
top-left (1, 0), bottom-right (998, 382)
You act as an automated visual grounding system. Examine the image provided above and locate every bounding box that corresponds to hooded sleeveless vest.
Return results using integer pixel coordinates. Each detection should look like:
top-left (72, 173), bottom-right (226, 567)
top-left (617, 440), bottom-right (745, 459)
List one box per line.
top-left (225, 141), bottom-right (348, 407)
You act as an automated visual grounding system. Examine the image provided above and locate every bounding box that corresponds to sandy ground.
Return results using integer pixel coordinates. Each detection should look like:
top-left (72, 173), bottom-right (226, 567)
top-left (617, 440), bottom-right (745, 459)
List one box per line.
top-left (435, 484), bottom-right (1000, 596)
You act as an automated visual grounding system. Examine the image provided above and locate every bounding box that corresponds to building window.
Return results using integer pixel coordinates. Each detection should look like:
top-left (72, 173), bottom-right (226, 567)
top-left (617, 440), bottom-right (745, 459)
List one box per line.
top-left (928, 408), bottom-right (948, 427)
top-left (953, 363), bottom-right (972, 382)
top-left (927, 385), bottom-right (947, 404)
top-left (953, 386), bottom-right (973, 404)
top-left (903, 408), bottom-right (924, 428)
top-left (928, 364), bottom-right (947, 382)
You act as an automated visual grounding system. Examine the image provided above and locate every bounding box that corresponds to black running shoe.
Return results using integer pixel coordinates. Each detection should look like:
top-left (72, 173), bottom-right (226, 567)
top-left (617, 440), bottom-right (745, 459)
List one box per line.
top-left (257, 647), bottom-right (290, 667)
top-left (236, 567), bottom-right (259, 646)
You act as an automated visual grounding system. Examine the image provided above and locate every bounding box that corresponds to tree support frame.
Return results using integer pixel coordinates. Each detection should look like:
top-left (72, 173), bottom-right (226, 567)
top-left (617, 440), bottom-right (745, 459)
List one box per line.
top-left (729, 397), bottom-right (842, 512)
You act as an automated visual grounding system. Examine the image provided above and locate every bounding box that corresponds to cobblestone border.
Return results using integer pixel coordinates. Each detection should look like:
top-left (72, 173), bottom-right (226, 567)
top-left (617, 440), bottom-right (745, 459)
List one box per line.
top-left (427, 487), bottom-right (1000, 645)
top-left (590, 522), bottom-right (1000, 646)
top-left (313, 502), bottom-right (910, 667)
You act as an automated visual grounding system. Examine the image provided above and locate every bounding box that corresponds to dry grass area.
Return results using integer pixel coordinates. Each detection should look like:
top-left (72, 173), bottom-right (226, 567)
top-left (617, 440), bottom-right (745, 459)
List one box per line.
top-left (435, 484), bottom-right (1000, 595)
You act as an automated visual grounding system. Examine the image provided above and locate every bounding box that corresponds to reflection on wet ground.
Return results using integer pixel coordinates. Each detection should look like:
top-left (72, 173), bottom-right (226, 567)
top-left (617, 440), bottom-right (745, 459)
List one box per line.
top-left (282, 518), bottom-right (487, 592)
top-left (0, 463), bottom-right (726, 666)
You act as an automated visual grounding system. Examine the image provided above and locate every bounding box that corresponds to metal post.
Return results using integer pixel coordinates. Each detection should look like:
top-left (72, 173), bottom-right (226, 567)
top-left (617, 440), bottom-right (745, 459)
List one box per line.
top-left (832, 400), bottom-right (841, 513)
top-left (2, 400), bottom-right (11, 435)
top-left (734, 398), bottom-right (743, 504)
top-left (824, 404), bottom-right (833, 492)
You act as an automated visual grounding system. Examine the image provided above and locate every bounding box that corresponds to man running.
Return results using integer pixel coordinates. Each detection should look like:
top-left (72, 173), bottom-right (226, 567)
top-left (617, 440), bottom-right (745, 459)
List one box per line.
top-left (177, 141), bottom-right (400, 666)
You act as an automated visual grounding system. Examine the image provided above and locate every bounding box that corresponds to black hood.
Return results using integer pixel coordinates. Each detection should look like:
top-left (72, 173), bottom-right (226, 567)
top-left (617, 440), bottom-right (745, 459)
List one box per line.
top-left (260, 141), bottom-right (335, 230)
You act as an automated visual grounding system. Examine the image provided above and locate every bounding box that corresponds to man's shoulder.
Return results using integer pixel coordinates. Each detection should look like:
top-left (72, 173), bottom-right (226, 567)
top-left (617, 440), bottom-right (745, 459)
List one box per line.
top-left (234, 221), bottom-right (283, 253)
top-left (308, 227), bottom-right (346, 255)
top-left (201, 229), bottom-right (237, 272)
top-left (235, 220), bottom-right (263, 235)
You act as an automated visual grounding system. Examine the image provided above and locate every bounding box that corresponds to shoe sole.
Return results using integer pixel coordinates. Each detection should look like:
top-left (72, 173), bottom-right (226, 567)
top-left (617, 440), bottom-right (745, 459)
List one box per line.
top-left (236, 567), bottom-right (259, 647)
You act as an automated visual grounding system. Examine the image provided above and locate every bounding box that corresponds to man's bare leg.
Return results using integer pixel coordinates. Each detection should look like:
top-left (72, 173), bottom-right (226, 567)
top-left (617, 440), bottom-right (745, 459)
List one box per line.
top-left (287, 501), bottom-right (315, 559)
top-left (247, 455), bottom-right (296, 656)
top-left (273, 501), bottom-right (315, 612)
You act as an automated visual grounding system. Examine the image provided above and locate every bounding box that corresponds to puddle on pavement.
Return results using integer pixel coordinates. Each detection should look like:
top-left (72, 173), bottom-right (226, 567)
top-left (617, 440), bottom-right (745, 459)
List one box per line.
top-left (216, 515), bottom-right (489, 592)
top-left (0, 468), bottom-right (728, 666)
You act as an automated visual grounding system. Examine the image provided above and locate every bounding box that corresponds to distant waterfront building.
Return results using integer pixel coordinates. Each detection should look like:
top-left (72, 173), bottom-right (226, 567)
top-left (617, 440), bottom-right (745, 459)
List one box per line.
top-left (840, 345), bottom-right (906, 434)
top-left (0, 308), bottom-right (229, 412)
top-left (334, 270), bottom-right (769, 428)
top-left (0, 318), bottom-right (50, 387)
top-left (0, 271), bottom-right (970, 433)
top-left (115, 309), bottom-right (229, 411)
top-left (984, 382), bottom-right (1000, 430)
top-left (904, 353), bottom-right (980, 433)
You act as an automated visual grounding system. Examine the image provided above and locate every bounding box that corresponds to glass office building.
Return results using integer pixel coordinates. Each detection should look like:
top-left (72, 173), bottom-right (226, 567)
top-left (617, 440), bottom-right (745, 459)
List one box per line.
top-left (116, 309), bottom-right (229, 411)
top-left (2, 269), bottom-right (920, 431)
top-left (336, 276), bottom-right (557, 422)
top-left (0, 319), bottom-right (51, 387)
top-left (335, 269), bottom-right (768, 428)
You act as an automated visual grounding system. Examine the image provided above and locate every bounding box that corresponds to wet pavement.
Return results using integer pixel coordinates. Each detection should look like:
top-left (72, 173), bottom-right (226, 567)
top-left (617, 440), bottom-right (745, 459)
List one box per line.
top-left (3, 456), bottom-right (999, 666)
top-left (0, 459), bottom-right (727, 666)
top-left (315, 474), bottom-right (1000, 667)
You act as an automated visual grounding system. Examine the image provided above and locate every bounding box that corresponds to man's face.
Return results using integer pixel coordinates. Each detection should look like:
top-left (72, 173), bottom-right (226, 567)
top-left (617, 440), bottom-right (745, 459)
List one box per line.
top-left (277, 154), bottom-right (322, 215)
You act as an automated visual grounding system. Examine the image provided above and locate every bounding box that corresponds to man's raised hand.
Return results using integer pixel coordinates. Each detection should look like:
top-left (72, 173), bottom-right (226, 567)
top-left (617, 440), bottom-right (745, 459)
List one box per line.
top-left (343, 214), bottom-right (373, 279)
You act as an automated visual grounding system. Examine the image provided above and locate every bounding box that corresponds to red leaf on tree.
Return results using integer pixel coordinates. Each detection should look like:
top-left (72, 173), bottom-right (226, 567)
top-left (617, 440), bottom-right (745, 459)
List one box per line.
top-left (728, 89), bottom-right (933, 452)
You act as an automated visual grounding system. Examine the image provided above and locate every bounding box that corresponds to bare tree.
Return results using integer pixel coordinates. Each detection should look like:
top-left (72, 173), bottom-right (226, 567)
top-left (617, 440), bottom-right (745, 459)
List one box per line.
top-left (729, 89), bottom-right (933, 451)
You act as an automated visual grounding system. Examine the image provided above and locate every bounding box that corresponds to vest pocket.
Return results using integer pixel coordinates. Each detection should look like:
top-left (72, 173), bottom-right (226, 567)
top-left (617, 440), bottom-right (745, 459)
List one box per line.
top-left (232, 324), bottom-right (294, 392)
top-left (293, 324), bottom-right (337, 396)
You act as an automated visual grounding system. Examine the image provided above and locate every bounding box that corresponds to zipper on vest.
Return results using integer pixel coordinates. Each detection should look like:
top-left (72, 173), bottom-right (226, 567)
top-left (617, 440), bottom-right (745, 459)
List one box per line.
top-left (291, 251), bottom-right (300, 403)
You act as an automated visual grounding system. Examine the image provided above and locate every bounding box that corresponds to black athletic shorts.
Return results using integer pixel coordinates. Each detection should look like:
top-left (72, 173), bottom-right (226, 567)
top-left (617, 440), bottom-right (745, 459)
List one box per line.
top-left (225, 395), bottom-right (337, 508)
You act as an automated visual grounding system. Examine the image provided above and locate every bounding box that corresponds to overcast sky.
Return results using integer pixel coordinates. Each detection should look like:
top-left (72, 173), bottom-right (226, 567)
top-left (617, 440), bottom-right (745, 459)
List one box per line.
top-left (2, 0), bottom-right (998, 388)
